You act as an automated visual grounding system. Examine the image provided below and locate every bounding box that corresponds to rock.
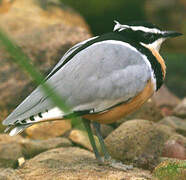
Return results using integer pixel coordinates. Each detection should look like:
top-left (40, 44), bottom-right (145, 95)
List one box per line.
top-left (162, 139), bottom-right (185, 160)
top-left (17, 157), bottom-right (25, 167)
top-left (152, 85), bottom-right (181, 108)
top-left (0, 133), bottom-right (72, 168)
top-left (168, 134), bottom-right (186, 147)
top-left (0, 168), bottom-right (21, 180)
top-left (105, 119), bottom-right (174, 170)
top-left (25, 120), bottom-right (71, 139)
top-left (21, 137), bottom-right (72, 158)
top-left (122, 99), bottom-right (163, 123)
top-left (151, 85), bottom-right (182, 116)
top-left (0, 0), bottom-right (91, 122)
top-left (69, 129), bottom-right (101, 152)
top-left (0, 134), bottom-right (24, 168)
top-left (0, 133), bottom-right (24, 143)
top-left (173, 98), bottom-right (186, 118)
top-left (17, 147), bottom-right (152, 180)
top-left (153, 159), bottom-right (186, 180)
top-left (0, 108), bottom-right (8, 133)
top-left (158, 116), bottom-right (186, 136)
top-left (162, 134), bottom-right (186, 160)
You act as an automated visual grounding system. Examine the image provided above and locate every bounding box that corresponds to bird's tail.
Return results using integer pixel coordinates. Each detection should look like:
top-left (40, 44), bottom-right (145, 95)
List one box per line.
top-left (4, 108), bottom-right (91, 136)
top-left (5, 107), bottom-right (66, 136)
top-left (8, 124), bottom-right (32, 136)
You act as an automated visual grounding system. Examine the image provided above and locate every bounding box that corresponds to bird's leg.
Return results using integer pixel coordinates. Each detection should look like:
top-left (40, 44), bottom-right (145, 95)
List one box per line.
top-left (92, 121), bottom-right (133, 170)
top-left (82, 118), bottom-right (102, 163)
top-left (92, 122), bottom-right (110, 161)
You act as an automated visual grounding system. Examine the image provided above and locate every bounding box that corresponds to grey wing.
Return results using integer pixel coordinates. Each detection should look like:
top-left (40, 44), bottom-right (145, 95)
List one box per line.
top-left (45, 36), bottom-right (99, 79)
top-left (3, 37), bottom-right (98, 125)
top-left (3, 40), bottom-right (152, 126)
top-left (2, 87), bottom-right (53, 125)
top-left (52, 40), bottom-right (153, 113)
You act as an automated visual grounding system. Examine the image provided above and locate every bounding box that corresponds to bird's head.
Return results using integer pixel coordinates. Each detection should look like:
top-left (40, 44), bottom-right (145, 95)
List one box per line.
top-left (114, 21), bottom-right (182, 52)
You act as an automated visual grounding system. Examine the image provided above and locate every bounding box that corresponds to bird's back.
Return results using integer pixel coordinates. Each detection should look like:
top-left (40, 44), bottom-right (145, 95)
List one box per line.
top-left (3, 36), bottom-right (152, 127)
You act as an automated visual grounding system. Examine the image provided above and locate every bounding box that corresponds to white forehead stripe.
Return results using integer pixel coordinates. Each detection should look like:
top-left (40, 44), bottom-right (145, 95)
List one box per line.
top-left (114, 20), bottom-right (161, 34)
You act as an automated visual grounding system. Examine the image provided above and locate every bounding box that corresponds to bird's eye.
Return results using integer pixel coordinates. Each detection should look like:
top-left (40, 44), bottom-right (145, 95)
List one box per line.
top-left (149, 34), bottom-right (154, 40)
top-left (144, 33), bottom-right (152, 39)
top-left (143, 33), bottom-right (149, 39)
top-left (143, 33), bottom-right (155, 42)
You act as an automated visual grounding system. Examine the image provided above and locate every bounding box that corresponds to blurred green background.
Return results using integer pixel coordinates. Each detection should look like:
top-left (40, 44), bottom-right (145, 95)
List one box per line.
top-left (60, 0), bottom-right (146, 35)
top-left (60, 0), bottom-right (186, 98)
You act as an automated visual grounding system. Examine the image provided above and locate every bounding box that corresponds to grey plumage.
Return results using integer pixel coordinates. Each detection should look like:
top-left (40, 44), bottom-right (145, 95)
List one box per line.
top-left (3, 39), bottom-right (152, 130)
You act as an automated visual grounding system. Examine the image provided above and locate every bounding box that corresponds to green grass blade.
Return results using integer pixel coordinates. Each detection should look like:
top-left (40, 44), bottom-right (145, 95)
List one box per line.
top-left (0, 28), bottom-right (71, 114)
top-left (0, 28), bottom-right (85, 129)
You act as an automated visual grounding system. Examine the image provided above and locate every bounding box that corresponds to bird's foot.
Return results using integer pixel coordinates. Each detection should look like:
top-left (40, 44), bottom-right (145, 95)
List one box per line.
top-left (98, 157), bottom-right (133, 171)
top-left (109, 159), bottom-right (133, 171)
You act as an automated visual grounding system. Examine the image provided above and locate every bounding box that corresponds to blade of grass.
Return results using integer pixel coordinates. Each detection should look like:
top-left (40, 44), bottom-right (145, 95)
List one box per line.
top-left (0, 28), bottom-right (75, 119)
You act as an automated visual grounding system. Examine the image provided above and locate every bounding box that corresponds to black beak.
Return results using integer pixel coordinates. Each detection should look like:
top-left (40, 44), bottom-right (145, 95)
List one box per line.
top-left (163, 31), bottom-right (183, 38)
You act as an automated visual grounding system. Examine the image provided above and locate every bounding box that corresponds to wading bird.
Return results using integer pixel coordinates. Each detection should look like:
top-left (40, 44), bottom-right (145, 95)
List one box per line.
top-left (2, 21), bottom-right (182, 170)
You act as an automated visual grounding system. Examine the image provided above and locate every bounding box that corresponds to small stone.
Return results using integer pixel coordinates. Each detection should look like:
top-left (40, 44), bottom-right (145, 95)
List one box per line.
top-left (0, 168), bottom-right (21, 180)
top-left (173, 98), bottom-right (186, 118)
top-left (0, 133), bottom-right (73, 168)
top-left (158, 116), bottom-right (186, 136)
top-left (21, 137), bottom-right (72, 158)
top-left (69, 129), bottom-right (101, 152)
top-left (0, 134), bottom-right (24, 168)
top-left (0, 134), bottom-right (24, 143)
top-left (105, 119), bottom-right (174, 170)
top-left (25, 120), bottom-right (71, 139)
top-left (151, 85), bottom-right (181, 108)
top-left (162, 140), bottom-right (185, 160)
top-left (162, 134), bottom-right (186, 160)
top-left (18, 157), bottom-right (25, 167)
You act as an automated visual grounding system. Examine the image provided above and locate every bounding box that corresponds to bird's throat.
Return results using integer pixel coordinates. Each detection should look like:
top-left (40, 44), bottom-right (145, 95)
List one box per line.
top-left (141, 43), bottom-right (166, 79)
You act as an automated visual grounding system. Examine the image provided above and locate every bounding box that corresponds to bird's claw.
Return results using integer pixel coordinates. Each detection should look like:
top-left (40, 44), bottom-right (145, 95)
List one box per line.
top-left (97, 157), bottom-right (133, 171)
